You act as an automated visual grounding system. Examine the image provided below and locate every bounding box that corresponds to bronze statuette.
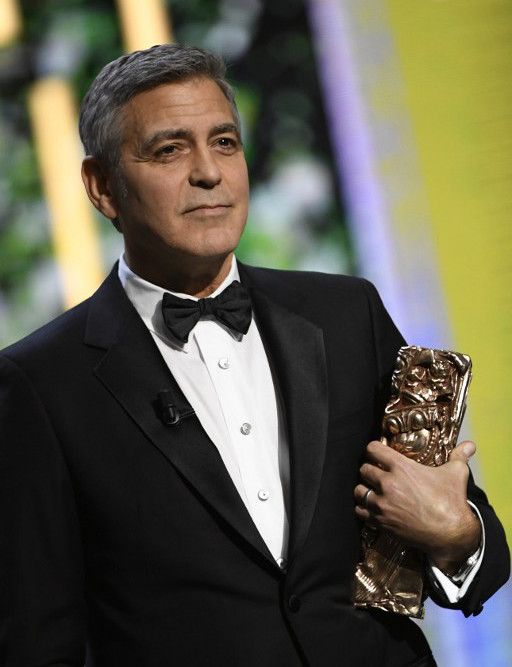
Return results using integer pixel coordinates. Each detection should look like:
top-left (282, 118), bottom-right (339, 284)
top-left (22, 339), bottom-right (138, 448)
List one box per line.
top-left (353, 345), bottom-right (472, 618)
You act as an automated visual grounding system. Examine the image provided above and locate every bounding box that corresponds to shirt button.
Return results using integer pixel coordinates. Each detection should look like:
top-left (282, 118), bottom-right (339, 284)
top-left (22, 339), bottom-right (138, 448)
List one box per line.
top-left (240, 422), bottom-right (252, 435)
top-left (277, 557), bottom-right (287, 570)
top-left (257, 489), bottom-right (270, 501)
top-left (288, 595), bottom-right (301, 612)
top-left (218, 357), bottom-right (230, 369)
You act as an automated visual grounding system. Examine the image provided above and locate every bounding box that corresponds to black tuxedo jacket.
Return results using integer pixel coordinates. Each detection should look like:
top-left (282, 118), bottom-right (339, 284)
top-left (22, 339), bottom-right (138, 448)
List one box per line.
top-left (0, 263), bottom-right (509, 667)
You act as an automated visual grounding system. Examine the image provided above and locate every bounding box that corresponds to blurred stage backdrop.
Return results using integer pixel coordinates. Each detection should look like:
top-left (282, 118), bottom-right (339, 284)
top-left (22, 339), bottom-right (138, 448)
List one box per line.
top-left (0, 0), bottom-right (511, 664)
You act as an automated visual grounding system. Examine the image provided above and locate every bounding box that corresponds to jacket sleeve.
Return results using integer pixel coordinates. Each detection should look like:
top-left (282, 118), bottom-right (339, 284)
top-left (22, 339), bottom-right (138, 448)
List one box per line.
top-left (0, 355), bottom-right (87, 666)
top-left (362, 279), bottom-right (511, 617)
top-left (426, 468), bottom-right (510, 617)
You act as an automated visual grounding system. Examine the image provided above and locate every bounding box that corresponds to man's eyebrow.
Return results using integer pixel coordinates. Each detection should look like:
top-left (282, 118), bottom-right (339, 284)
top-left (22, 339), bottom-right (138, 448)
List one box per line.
top-left (141, 128), bottom-right (192, 152)
top-left (208, 123), bottom-right (241, 140)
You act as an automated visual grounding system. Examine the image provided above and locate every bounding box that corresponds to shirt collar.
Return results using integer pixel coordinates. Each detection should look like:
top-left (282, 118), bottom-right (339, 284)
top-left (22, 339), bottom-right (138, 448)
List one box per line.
top-left (118, 254), bottom-right (241, 350)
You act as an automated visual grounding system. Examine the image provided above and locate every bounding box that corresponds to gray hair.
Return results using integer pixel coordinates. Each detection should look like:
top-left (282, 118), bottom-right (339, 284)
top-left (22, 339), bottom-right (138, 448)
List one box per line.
top-left (79, 43), bottom-right (240, 167)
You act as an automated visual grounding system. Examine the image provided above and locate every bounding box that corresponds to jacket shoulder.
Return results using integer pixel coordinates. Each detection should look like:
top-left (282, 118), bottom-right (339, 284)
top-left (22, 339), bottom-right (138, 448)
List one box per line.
top-left (241, 264), bottom-right (369, 288)
top-left (239, 263), bottom-right (376, 313)
top-left (1, 265), bottom-right (125, 368)
top-left (0, 298), bottom-right (91, 369)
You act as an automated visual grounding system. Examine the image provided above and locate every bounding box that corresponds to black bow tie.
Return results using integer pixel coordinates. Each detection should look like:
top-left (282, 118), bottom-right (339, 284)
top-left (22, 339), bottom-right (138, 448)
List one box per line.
top-left (161, 280), bottom-right (252, 344)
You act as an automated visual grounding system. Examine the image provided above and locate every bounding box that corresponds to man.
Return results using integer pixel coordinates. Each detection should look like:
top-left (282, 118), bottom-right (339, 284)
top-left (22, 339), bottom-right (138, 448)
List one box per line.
top-left (0, 44), bottom-right (508, 666)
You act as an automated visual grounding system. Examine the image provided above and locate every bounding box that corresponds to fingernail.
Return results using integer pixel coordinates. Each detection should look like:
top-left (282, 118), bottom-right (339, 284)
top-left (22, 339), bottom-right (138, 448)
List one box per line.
top-left (463, 442), bottom-right (475, 456)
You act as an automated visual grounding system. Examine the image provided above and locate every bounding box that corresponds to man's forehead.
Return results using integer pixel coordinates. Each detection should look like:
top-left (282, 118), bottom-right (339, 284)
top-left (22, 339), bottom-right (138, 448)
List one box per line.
top-left (122, 78), bottom-right (234, 130)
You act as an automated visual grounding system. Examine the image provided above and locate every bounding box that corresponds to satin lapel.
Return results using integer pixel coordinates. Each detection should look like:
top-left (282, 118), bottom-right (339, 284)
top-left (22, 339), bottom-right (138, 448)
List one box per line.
top-left (85, 270), bottom-right (276, 568)
top-left (239, 265), bottom-right (329, 564)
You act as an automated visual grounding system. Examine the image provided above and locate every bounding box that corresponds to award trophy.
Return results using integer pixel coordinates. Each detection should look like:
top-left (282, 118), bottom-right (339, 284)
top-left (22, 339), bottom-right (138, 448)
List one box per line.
top-left (353, 346), bottom-right (472, 618)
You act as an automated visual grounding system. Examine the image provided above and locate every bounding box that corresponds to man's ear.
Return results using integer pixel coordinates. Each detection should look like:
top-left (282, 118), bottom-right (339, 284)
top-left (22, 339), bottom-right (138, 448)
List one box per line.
top-left (81, 156), bottom-right (120, 222)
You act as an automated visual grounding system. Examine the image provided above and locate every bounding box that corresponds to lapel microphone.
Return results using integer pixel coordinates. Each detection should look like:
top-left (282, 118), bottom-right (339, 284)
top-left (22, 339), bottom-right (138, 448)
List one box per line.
top-left (157, 389), bottom-right (195, 426)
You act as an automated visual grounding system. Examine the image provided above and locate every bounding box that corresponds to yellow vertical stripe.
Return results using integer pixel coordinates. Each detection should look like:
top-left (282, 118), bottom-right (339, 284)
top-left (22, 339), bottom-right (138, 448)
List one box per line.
top-left (116, 0), bottom-right (173, 52)
top-left (28, 78), bottom-right (104, 308)
top-left (386, 1), bottom-right (512, 539)
top-left (0, 0), bottom-right (21, 46)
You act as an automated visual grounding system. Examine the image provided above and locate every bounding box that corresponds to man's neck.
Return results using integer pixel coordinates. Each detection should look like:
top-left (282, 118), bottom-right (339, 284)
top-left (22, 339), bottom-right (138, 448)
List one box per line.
top-left (123, 250), bottom-right (235, 298)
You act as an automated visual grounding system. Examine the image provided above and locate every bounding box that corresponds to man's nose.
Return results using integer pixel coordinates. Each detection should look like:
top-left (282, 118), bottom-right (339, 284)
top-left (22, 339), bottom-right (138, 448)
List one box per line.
top-left (188, 147), bottom-right (222, 188)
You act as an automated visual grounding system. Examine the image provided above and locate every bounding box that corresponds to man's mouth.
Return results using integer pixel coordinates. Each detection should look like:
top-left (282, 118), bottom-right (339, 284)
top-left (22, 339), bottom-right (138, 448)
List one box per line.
top-left (184, 204), bottom-right (231, 214)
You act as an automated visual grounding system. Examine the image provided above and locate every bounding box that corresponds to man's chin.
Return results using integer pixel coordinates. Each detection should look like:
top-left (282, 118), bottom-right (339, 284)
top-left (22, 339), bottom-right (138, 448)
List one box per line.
top-left (185, 229), bottom-right (245, 260)
top-left (185, 247), bottom-right (237, 265)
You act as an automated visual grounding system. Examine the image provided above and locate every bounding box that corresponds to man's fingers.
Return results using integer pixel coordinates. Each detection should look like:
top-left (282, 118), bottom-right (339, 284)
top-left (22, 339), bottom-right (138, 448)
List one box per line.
top-left (449, 440), bottom-right (476, 463)
top-left (354, 504), bottom-right (379, 526)
top-left (359, 462), bottom-right (385, 488)
top-left (354, 484), bottom-right (381, 523)
top-left (354, 484), bottom-right (376, 506)
top-left (364, 440), bottom-right (397, 470)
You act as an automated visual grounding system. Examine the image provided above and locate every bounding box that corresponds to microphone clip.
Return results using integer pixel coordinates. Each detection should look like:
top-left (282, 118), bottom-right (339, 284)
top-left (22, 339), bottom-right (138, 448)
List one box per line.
top-left (157, 389), bottom-right (195, 426)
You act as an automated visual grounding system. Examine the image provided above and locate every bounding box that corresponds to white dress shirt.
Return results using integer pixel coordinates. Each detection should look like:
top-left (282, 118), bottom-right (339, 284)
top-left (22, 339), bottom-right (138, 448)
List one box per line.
top-left (119, 254), bottom-right (289, 566)
top-left (118, 254), bottom-right (483, 597)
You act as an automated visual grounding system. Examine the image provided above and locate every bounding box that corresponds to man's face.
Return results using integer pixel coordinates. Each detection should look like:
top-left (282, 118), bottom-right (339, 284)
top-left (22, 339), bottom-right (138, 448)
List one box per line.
top-left (110, 77), bottom-right (249, 272)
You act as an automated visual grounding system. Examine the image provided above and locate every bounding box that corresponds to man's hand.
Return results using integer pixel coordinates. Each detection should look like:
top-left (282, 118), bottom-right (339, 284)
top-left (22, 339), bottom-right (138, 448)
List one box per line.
top-left (354, 440), bottom-right (482, 576)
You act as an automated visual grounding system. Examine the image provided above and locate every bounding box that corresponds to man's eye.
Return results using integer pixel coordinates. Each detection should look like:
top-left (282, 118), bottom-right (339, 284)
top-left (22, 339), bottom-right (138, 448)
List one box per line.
top-left (157, 145), bottom-right (177, 156)
top-left (217, 137), bottom-right (237, 149)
